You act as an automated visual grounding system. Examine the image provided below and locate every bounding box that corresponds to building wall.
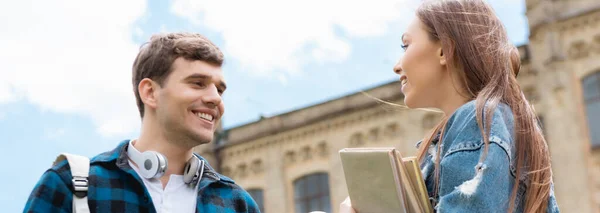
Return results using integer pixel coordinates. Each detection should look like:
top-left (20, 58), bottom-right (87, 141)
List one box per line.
top-left (216, 94), bottom-right (442, 213)
top-left (526, 1), bottom-right (600, 211)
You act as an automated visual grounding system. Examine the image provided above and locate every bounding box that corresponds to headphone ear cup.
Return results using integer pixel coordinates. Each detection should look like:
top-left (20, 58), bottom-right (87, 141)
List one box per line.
top-left (139, 151), bottom-right (166, 179)
top-left (154, 151), bottom-right (167, 178)
top-left (183, 156), bottom-right (201, 185)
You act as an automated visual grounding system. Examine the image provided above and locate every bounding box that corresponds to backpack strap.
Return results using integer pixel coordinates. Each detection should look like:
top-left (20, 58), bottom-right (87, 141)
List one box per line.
top-left (53, 153), bottom-right (90, 213)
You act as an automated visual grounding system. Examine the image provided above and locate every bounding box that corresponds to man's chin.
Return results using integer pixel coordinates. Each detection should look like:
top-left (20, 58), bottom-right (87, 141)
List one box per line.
top-left (197, 138), bottom-right (213, 145)
top-left (192, 131), bottom-right (214, 145)
top-left (175, 129), bottom-right (212, 147)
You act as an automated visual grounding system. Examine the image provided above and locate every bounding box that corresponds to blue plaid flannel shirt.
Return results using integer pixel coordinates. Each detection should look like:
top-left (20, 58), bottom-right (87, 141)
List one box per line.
top-left (24, 140), bottom-right (261, 213)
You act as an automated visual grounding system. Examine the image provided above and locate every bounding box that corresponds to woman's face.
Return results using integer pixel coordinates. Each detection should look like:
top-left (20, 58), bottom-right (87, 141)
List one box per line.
top-left (393, 17), bottom-right (447, 109)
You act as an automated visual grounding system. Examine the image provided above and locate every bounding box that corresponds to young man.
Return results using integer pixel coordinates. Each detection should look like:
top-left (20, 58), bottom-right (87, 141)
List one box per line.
top-left (24, 33), bottom-right (260, 213)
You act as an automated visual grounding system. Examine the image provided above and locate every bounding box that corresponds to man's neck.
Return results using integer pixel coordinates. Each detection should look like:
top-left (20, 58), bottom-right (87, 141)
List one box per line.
top-left (134, 123), bottom-right (194, 188)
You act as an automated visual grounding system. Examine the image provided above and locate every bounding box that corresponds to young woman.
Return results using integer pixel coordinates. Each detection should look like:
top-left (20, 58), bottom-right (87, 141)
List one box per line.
top-left (340, 0), bottom-right (559, 212)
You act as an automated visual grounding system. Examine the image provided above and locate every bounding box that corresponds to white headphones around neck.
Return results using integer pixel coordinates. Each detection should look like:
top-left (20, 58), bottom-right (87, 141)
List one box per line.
top-left (127, 141), bottom-right (204, 186)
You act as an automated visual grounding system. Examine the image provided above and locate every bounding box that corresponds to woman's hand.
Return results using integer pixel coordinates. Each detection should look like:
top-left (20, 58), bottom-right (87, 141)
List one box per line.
top-left (339, 196), bottom-right (357, 213)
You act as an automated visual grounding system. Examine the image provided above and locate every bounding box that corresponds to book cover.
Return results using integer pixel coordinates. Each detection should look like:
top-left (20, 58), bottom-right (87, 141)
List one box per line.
top-left (339, 147), bottom-right (432, 213)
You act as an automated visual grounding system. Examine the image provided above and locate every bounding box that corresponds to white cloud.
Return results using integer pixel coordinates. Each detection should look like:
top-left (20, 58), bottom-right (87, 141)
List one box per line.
top-left (134, 27), bottom-right (144, 38)
top-left (45, 128), bottom-right (67, 140)
top-left (0, 83), bottom-right (14, 103)
top-left (160, 24), bottom-right (168, 33)
top-left (171, 0), bottom-right (418, 77)
top-left (0, 0), bottom-right (146, 136)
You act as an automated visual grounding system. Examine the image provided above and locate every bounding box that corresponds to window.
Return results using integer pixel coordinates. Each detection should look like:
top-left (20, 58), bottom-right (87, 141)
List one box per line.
top-left (583, 72), bottom-right (600, 147)
top-left (368, 127), bottom-right (380, 142)
top-left (384, 123), bottom-right (400, 138)
top-left (294, 173), bottom-right (331, 213)
top-left (247, 189), bottom-right (265, 213)
top-left (348, 133), bottom-right (365, 147)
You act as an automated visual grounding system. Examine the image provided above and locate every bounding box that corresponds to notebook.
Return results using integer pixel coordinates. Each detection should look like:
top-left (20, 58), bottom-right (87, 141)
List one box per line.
top-left (339, 147), bottom-right (433, 213)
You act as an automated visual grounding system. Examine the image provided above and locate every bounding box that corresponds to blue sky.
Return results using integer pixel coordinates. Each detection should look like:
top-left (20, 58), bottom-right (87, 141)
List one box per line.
top-left (0, 0), bottom-right (528, 211)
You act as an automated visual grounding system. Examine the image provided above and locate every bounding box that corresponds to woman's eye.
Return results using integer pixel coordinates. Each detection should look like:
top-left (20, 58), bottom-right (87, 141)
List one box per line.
top-left (401, 44), bottom-right (409, 51)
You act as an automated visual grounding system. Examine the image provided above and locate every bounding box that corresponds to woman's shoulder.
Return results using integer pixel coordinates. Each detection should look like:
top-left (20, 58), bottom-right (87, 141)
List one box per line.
top-left (448, 100), bottom-right (514, 139)
top-left (442, 100), bottom-right (516, 159)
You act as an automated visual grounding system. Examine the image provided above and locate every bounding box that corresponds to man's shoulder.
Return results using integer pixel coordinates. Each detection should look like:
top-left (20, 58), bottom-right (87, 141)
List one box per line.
top-left (200, 161), bottom-right (241, 190)
top-left (194, 154), bottom-right (238, 186)
top-left (45, 159), bottom-right (75, 187)
top-left (200, 171), bottom-right (260, 212)
top-left (48, 140), bottom-right (129, 184)
top-left (214, 173), bottom-right (247, 193)
top-left (89, 140), bottom-right (129, 163)
top-left (194, 157), bottom-right (258, 210)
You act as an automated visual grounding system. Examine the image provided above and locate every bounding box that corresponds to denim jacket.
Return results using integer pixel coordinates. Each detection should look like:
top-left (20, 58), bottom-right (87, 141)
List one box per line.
top-left (417, 100), bottom-right (560, 212)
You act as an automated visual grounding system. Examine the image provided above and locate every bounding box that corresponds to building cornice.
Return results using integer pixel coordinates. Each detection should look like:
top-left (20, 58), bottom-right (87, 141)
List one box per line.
top-left (528, 1), bottom-right (600, 37)
top-left (217, 80), bottom-right (404, 149)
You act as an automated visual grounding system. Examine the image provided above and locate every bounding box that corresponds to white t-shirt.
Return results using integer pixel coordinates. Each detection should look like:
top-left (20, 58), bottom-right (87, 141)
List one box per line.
top-left (128, 160), bottom-right (199, 213)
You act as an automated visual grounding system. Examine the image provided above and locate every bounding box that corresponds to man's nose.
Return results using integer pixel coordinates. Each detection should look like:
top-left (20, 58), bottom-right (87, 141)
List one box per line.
top-left (202, 86), bottom-right (222, 108)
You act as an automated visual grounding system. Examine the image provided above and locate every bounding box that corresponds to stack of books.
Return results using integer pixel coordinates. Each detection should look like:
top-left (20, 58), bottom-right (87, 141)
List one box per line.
top-left (339, 147), bottom-right (433, 213)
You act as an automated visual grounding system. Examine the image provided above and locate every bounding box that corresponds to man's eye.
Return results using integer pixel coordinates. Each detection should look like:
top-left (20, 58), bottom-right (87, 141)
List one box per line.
top-left (194, 82), bottom-right (206, 88)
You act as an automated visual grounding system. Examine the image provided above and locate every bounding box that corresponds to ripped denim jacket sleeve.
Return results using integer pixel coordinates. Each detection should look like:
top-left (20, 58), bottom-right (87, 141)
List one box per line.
top-left (419, 100), bottom-right (560, 213)
top-left (435, 140), bottom-right (514, 212)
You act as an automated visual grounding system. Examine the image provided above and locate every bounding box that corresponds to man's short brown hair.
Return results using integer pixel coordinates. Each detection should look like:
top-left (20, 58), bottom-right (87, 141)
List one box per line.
top-left (132, 32), bottom-right (224, 118)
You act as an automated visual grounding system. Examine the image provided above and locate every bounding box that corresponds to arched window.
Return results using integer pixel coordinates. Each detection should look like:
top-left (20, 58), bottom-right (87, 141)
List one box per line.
top-left (583, 71), bottom-right (600, 147)
top-left (247, 189), bottom-right (265, 212)
top-left (294, 173), bottom-right (331, 213)
top-left (348, 132), bottom-right (365, 147)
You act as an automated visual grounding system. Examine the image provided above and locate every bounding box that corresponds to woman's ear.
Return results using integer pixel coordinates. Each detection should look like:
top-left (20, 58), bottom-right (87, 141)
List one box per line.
top-left (139, 78), bottom-right (159, 110)
top-left (438, 47), bottom-right (447, 66)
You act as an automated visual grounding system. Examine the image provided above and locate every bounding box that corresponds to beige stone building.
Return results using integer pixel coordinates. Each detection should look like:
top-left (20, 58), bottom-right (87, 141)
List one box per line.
top-left (194, 0), bottom-right (600, 212)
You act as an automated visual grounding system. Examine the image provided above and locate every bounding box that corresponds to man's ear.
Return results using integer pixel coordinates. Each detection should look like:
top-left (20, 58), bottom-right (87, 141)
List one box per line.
top-left (138, 78), bottom-right (159, 110)
top-left (437, 47), bottom-right (447, 66)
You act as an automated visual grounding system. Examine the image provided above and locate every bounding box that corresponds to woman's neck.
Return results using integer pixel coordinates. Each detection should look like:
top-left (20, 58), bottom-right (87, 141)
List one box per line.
top-left (439, 94), bottom-right (470, 117)
top-left (439, 67), bottom-right (471, 116)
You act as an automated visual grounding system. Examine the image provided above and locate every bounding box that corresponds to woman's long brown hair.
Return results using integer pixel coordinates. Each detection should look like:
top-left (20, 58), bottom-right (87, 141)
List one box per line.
top-left (414, 1), bottom-right (552, 212)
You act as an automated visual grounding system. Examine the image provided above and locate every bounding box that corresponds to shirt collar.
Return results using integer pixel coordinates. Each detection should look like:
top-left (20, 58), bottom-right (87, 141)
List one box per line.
top-left (90, 140), bottom-right (234, 184)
